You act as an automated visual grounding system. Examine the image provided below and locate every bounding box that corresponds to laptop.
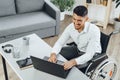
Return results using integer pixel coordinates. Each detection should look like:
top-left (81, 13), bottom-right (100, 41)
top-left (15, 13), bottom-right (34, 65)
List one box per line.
top-left (30, 56), bottom-right (71, 78)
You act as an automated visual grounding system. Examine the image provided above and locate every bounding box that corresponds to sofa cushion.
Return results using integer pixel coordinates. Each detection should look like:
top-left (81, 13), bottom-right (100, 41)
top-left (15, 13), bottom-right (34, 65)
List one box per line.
top-left (16, 0), bottom-right (44, 13)
top-left (0, 12), bottom-right (56, 37)
top-left (0, 0), bottom-right (16, 17)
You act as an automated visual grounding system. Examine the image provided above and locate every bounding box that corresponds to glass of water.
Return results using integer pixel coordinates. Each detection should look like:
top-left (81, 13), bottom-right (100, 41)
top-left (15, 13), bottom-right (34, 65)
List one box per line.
top-left (12, 47), bottom-right (20, 58)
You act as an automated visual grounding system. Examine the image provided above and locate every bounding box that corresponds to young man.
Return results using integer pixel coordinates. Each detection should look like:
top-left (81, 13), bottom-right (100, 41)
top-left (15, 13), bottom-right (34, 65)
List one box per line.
top-left (48, 5), bottom-right (101, 70)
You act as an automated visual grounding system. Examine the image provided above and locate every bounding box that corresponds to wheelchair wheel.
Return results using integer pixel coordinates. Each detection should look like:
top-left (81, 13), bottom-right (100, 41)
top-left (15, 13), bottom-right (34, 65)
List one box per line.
top-left (91, 58), bottom-right (117, 80)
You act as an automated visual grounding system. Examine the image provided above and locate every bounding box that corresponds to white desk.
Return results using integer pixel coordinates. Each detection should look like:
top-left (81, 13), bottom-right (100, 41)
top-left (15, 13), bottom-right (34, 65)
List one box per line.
top-left (0, 34), bottom-right (90, 80)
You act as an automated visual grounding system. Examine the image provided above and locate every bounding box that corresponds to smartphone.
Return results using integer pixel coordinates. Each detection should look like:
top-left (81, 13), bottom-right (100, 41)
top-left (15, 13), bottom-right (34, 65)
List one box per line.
top-left (16, 58), bottom-right (33, 69)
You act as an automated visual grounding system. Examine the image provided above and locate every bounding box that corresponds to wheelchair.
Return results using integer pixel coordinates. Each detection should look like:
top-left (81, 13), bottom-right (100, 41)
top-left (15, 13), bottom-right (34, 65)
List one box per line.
top-left (67, 32), bottom-right (118, 80)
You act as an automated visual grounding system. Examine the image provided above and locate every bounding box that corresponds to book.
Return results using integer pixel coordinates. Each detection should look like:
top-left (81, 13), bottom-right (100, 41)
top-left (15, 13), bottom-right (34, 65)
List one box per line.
top-left (16, 58), bottom-right (33, 69)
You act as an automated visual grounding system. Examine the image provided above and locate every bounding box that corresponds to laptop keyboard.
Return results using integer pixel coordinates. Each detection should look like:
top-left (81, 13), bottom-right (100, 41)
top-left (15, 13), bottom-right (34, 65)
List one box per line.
top-left (43, 56), bottom-right (64, 65)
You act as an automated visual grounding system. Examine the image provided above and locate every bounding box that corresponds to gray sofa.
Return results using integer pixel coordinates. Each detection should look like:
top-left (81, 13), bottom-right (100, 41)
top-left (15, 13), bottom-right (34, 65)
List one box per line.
top-left (0, 0), bottom-right (60, 43)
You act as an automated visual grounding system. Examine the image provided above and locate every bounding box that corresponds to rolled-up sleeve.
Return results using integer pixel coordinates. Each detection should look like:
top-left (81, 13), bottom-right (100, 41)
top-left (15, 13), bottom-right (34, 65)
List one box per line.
top-left (52, 27), bottom-right (70, 54)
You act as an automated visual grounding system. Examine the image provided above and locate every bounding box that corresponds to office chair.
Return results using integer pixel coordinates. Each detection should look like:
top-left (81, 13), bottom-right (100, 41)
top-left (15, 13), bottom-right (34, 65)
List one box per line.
top-left (67, 32), bottom-right (118, 80)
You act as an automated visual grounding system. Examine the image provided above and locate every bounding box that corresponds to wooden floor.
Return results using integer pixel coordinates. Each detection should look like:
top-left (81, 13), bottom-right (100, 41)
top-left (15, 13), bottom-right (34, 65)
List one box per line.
top-left (0, 15), bottom-right (120, 80)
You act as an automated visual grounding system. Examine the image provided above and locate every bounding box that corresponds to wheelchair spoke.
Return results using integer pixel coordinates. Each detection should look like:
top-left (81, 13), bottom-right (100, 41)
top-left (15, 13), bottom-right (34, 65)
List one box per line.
top-left (91, 58), bottom-right (117, 80)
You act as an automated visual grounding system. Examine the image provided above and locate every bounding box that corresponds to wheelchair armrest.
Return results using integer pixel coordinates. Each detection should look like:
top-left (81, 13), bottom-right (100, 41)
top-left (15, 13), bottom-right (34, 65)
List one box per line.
top-left (91, 53), bottom-right (108, 62)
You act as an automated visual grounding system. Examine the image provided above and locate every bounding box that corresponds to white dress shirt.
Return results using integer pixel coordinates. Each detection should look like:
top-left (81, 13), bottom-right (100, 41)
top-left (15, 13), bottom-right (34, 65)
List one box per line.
top-left (52, 22), bottom-right (101, 65)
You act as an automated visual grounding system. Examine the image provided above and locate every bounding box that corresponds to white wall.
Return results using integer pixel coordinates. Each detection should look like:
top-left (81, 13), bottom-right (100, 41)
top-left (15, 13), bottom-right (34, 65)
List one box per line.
top-left (114, 6), bottom-right (120, 18)
top-left (88, 5), bottom-right (106, 22)
top-left (73, 0), bottom-right (85, 7)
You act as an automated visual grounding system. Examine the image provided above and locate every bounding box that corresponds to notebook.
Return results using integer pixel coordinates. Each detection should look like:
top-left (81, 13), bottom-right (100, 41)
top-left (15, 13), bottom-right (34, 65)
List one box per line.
top-left (30, 56), bottom-right (71, 78)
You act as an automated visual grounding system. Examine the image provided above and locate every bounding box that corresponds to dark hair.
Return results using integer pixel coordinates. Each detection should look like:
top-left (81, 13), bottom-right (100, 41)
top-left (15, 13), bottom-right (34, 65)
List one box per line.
top-left (73, 5), bottom-right (88, 17)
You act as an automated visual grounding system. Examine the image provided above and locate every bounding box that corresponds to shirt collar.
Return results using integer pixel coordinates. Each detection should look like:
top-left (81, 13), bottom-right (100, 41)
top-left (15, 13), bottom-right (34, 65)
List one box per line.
top-left (81, 22), bottom-right (90, 33)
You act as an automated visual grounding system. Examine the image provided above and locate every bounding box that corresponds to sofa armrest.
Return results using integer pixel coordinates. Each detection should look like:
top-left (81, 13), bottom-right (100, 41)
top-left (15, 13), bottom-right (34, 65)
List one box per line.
top-left (44, 0), bottom-right (60, 35)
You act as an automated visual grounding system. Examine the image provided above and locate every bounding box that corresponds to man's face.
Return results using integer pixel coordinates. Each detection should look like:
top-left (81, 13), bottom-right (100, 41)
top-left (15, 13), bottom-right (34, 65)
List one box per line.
top-left (72, 13), bottom-right (88, 31)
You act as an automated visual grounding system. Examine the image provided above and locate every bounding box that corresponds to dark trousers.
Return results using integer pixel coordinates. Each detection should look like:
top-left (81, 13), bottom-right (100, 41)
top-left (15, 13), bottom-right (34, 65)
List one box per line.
top-left (59, 46), bottom-right (82, 60)
top-left (59, 46), bottom-right (87, 73)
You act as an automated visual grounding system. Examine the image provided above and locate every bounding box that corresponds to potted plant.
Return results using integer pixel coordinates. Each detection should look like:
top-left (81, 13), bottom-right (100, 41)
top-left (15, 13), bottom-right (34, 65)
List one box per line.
top-left (51, 0), bottom-right (74, 20)
top-left (113, 0), bottom-right (120, 33)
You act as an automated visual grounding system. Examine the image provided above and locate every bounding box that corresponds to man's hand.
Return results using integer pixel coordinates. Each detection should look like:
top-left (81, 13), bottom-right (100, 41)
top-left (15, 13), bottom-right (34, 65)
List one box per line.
top-left (63, 59), bottom-right (77, 70)
top-left (48, 53), bottom-right (57, 63)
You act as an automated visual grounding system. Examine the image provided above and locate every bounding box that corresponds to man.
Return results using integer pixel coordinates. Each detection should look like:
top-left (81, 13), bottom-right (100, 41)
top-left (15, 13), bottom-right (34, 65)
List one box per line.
top-left (48, 5), bottom-right (101, 70)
